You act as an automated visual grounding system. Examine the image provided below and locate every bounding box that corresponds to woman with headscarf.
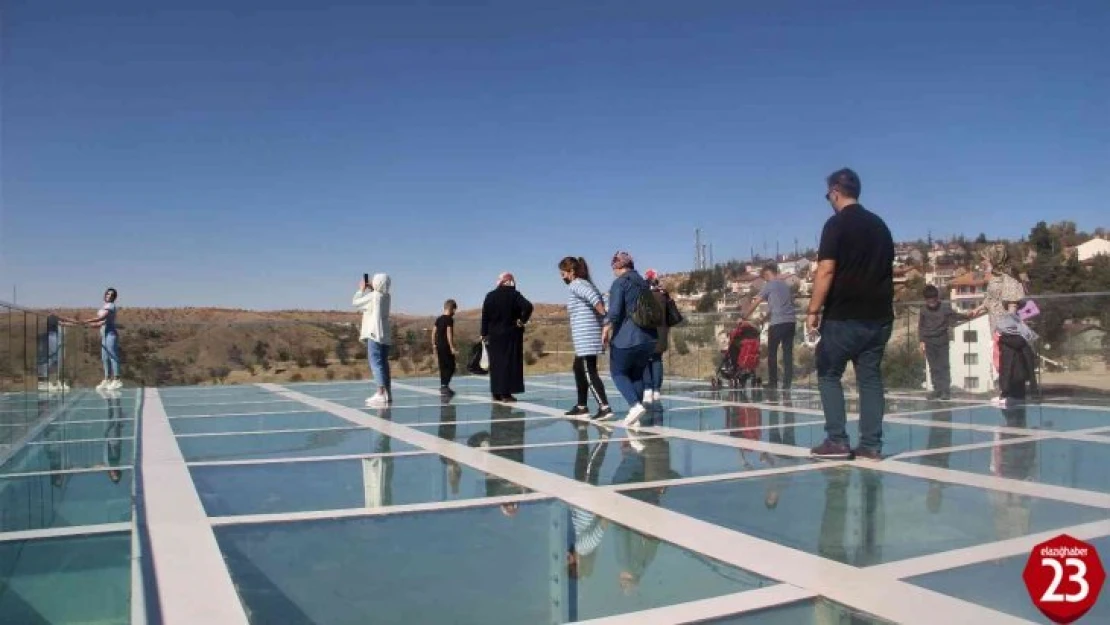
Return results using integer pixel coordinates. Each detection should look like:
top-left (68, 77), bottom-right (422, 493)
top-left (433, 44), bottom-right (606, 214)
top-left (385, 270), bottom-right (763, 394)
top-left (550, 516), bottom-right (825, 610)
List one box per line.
top-left (481, 273), bottom-right (534, 401)
top-left (602, 252), bottom-right (658, 428)
top-left (970, 245), bottom-right (1035, 405)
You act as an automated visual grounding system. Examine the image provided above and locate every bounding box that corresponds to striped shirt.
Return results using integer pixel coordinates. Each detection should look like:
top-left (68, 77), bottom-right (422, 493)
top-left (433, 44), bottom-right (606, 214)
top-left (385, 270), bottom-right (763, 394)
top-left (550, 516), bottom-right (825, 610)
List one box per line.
top-left (566, 279), bottom-right (605, 356)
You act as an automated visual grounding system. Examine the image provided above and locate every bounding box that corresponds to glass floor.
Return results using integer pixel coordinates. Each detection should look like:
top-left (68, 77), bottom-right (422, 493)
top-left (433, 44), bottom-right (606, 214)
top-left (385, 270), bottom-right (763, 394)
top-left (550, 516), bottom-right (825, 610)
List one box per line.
top-left (2, 376), bottom-right (1109, 624)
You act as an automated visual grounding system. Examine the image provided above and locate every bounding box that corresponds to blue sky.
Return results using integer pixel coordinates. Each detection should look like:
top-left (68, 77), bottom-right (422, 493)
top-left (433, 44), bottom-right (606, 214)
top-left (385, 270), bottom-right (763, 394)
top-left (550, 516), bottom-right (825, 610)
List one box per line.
top-left (3, 0), bottom-right (1107, 314)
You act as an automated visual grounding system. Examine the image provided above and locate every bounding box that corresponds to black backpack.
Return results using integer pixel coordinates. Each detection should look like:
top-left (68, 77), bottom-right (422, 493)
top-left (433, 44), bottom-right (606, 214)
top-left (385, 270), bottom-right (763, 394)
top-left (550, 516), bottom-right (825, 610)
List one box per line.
top-left (631, 286), bottom-right (665, 329)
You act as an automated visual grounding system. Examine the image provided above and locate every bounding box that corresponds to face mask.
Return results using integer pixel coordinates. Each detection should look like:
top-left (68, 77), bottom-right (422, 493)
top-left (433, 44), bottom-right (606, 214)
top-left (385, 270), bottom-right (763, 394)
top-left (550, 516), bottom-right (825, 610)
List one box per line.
top-left (563, 277), bottom-right (571, 285)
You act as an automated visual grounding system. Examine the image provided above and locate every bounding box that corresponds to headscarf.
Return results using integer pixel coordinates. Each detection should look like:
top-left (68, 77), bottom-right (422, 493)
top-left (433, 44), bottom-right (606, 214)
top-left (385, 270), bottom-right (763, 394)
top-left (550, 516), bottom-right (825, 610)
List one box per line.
top-left (497, 272), bottom-right (516, 288)
top-left (982, 244), bottom-right (1013, 275)
top-left (611, 251), bottom-right (634, 271)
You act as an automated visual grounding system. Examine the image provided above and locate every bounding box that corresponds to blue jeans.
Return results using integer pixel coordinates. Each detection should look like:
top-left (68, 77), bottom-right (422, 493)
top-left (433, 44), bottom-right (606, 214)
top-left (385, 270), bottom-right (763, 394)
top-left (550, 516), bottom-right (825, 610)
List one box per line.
top-left (644, 353), bottom-right (663, 392)
top-left (610, 343), bottom-right (655, 407)
top-left (816, 319), bottom-right (893, 452)
top-left (101, 331), bottom-right (121, 378)
top-left (367, 340), bottom-right (391, 395)
top-left (38, 330), bottom-right (62, 379)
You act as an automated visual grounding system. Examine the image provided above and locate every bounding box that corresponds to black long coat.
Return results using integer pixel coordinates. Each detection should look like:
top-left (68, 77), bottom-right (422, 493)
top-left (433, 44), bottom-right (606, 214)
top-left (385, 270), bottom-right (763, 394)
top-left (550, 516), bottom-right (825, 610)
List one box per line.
top-left (481, 285), bottom-right (534, 396)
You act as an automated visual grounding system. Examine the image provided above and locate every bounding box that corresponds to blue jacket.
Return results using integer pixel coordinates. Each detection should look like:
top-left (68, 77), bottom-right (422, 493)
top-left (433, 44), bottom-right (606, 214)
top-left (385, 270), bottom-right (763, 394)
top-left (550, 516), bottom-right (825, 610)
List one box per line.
top-left (606, 270), bottom-right (659, 350)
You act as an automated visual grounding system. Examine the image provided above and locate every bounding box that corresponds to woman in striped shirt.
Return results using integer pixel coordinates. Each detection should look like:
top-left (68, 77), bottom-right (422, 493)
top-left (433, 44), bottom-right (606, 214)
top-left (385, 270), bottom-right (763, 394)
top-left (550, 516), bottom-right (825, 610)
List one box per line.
top-left (559, 257), bottom-right (613, 420)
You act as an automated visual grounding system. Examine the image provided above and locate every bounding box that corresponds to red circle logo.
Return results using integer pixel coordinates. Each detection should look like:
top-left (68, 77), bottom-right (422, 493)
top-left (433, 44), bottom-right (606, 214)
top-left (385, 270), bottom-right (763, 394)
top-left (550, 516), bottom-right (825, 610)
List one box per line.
top-left (1023, 534), bottom-right (1105, 624)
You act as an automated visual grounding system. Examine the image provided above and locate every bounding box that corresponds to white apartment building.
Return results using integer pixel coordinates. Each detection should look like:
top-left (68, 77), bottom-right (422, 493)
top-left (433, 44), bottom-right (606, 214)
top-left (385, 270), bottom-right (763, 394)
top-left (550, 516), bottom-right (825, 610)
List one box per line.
top-left (948, 272), bottom-right (989, 312)
top-left (926, 314), bottom-right (994, 393)
top-left (1075, 237), bottom-right (1110, 262)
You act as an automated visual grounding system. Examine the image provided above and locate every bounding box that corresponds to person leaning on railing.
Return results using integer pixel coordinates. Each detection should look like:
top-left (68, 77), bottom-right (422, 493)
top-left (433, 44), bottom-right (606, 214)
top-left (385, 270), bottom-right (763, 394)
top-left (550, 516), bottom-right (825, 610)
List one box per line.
top-left (73, 288), bottom-right (123, 391)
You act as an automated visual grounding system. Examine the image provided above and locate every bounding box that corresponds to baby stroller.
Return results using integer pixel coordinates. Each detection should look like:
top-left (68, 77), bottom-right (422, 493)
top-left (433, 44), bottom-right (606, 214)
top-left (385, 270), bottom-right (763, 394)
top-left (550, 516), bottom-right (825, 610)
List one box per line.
top-left (711, 320), bottom-right (762, 390)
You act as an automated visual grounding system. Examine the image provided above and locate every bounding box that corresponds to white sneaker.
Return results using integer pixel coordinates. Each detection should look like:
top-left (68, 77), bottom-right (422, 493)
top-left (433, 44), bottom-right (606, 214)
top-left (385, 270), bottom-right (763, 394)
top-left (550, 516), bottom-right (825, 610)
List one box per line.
top-left (38, 382), bottom-right (50, 392)
top-left (642, 390), bottom-right (653, 404)
top-left (96, 380), bottom-right (110, 390)
top-left (365, 394), bottom-right (388, 407)
top-left (652, 391), bottom-right (662, 402)
top-left (627, 430), bottom-right (646, 452)
top-left (109, 380), bottom-right (123, 390)
top-left (623, 403), bottom-right (647, 429)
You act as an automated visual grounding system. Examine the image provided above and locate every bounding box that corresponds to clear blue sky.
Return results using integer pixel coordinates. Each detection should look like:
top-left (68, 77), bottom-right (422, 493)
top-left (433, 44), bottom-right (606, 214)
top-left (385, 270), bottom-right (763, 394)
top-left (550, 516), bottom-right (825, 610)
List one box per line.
top-left (3, 0), bottom-right (1107, 313)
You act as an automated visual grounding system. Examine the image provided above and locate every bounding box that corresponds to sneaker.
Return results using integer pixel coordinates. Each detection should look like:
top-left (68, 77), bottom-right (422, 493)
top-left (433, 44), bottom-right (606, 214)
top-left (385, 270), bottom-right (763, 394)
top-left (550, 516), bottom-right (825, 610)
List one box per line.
top-left (623, 404), bottom-right (648, 429)
top-left (853, 447), bottom-right (883, 462)
top-left (593, 406), bottom-right (614, 421)
top-left (37, 382), bottom-right (50, 392)
top-left (938, 393), bottom-right (951, 401)
top-left (990, 396), bottom-right (1006, 406)
top-left (96, 380), bottom-right (110, 390)
top-left (626, 431), bottom-right (647, 453)
top-left (642, 390), bottom-right (653, 404)
top-left (564, 406), bottom-right (590, 417)
top-left (109, 380), bottom-right (123, 390)
top-left (365, 393), bottom-right (388, 407)
top-left (810, 439), bottom-right (852, 460)
top-left (652, 391), bottom-right (662, 402)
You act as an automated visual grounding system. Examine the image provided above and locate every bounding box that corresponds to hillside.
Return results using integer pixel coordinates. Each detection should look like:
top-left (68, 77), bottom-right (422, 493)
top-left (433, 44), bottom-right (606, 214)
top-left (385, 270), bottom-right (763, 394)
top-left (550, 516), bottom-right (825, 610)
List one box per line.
top-left (37, 304), bottom-right (576, 388)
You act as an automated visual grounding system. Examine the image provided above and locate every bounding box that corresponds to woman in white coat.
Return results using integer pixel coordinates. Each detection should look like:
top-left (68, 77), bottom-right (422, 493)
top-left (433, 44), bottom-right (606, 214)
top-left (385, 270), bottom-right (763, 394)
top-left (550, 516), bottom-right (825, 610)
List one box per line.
top-left (354, 274), bottom-right (393, 406)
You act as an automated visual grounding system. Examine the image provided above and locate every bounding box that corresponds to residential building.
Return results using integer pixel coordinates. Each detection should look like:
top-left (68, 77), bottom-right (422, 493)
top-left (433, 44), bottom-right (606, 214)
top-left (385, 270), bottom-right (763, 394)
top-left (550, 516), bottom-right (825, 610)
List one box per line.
top-left (924, 263), bottom-right (959, 289)
top-left (948, 272), bottom-right (989, 312)
top-left (929, 314), bottom-right (994, 393)
top-left (1075, 237), bottom-right (1110, 262)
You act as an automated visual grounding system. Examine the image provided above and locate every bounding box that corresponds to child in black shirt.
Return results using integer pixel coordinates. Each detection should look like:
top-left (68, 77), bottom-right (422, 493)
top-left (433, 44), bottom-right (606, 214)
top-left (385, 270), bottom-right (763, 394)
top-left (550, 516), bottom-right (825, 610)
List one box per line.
top-left (434, 299), bottom-right (458, 395)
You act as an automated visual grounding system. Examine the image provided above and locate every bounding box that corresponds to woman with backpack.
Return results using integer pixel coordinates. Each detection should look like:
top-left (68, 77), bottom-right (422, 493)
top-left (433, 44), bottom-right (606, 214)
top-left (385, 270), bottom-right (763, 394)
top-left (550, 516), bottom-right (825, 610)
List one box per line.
top-left (602, 251), bottom-right (659, 428)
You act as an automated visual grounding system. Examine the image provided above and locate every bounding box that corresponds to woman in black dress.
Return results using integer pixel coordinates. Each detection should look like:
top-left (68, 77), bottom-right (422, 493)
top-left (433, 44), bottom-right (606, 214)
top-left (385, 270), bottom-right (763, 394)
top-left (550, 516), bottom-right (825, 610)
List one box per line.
top-left (481, 272), bottom-right (534, 401)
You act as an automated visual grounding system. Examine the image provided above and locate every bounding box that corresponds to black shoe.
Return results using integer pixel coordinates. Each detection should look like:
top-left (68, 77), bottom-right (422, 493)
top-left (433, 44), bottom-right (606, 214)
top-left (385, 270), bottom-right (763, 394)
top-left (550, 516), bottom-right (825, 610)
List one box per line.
top-left (593, 406), bottom-right (615, 421)
top-left (926, 391), bottom-right (939, 400)
top-left (938, 393), bottom-right (951, 401)
top-left (810, 439), bottom-right (852, 460)
top-left (853, 447), bottom-right (883, 461)
top-left (565, 405), bottom-right (590, 416)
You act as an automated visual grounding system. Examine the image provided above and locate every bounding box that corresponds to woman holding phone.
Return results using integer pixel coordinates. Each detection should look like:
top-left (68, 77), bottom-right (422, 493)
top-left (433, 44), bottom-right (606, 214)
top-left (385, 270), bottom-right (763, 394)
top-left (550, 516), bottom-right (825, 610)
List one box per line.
top-left (354, 273), bottom-right (393, 406)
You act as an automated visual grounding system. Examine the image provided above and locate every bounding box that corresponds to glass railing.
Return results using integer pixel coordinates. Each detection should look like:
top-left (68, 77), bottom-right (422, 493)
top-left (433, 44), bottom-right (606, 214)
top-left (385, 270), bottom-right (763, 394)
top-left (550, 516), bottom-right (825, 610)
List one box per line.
top-left (0, 302), bottom-right (97, 459)
top-left (26, 291), bottom-right (1104, 402)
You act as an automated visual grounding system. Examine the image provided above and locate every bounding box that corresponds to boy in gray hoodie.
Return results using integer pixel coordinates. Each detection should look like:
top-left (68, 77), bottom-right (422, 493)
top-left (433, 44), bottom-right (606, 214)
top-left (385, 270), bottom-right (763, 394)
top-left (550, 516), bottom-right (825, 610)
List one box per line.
top-left (918, 285), bottom-right (968, 400)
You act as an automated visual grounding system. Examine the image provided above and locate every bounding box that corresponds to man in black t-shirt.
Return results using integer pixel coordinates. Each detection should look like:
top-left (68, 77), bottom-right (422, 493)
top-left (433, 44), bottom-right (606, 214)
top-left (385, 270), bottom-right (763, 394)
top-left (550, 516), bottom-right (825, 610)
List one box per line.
top-left (433, 299), bottom-right (459, 395)
top-left (806, 168), bottom-right (895, 461)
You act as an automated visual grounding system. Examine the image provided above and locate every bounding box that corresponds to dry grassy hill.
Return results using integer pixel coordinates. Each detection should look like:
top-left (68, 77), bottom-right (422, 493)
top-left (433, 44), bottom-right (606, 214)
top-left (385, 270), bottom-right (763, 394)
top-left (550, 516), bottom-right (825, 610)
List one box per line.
top-left (32, 304), bottom-right (577, 388)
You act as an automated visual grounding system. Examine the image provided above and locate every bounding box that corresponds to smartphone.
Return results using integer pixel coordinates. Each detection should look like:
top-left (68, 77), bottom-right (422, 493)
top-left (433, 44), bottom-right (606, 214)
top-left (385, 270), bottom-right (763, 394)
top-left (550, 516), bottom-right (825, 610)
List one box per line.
top-left (363, 273), bottom-right (370, 287)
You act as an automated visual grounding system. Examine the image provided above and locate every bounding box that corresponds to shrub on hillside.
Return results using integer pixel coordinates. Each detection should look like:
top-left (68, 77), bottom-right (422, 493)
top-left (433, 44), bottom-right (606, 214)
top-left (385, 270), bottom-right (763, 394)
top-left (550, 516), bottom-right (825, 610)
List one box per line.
top-left (290, 373), bottom-right (303, 382)
top-left (309, 348), bottom-right (328, 368)
top-left (326, 369), bottom-right (336, 380)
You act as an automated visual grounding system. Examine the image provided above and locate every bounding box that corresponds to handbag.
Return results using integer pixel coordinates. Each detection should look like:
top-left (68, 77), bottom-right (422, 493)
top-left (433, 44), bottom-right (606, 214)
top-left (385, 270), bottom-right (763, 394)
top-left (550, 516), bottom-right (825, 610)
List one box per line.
top-left (664, 295), bottom-right (684, 327)
top-left (1017, 299), bottom-right (1039, 321)
top-left (467, 343), bottom-right (488, 375)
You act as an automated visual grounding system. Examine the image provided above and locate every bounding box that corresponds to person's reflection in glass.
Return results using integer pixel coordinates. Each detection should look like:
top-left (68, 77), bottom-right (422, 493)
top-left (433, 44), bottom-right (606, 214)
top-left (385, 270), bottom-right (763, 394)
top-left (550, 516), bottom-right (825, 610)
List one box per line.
top-left (567, 421), bottom-right (612, 582)
top-left (818, 467), bottom-right (885, 567)
top-left (988, 403), bottom-right (1034, 550)
top-left (467, 403), bottom-right (527, 516)
top-left (610, 435), bottom-right (676, 594)
top-left (921, 409), bottom-right (954, 513)
top-left (101, 389), bottom-right (125, 484)
top-left (438, 398), bottom-right (462, 495)
top-left (362, 408), bottom-right (395, 508)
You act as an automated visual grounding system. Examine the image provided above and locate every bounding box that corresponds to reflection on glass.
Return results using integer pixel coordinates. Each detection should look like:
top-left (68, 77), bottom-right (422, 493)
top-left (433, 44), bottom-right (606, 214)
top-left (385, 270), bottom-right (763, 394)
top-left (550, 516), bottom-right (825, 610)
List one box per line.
top-left (361, 408), bottom-right (394, 508)
top-left (988, 404), bottom-right (1034, 543)
top-left (467, 403), bottom-right (528, 516)
top-left (567, 422), bottom-right (611, 589)
top-left (818, 468), bottom-right (885, 567)
top-left (438, 399), bottom-right (462, 495)
top-left (99, 389), bottom-right (126, 484)
top-left (216, 501), bottom-right (771, 624)
top-left (921, 410), bottom-right (954, 513)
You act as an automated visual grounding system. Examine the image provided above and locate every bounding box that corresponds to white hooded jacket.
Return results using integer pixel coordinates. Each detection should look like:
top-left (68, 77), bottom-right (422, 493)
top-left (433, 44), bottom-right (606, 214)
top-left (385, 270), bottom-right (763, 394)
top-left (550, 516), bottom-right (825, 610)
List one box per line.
top-left (353, 273), bottom-right (392, 344)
